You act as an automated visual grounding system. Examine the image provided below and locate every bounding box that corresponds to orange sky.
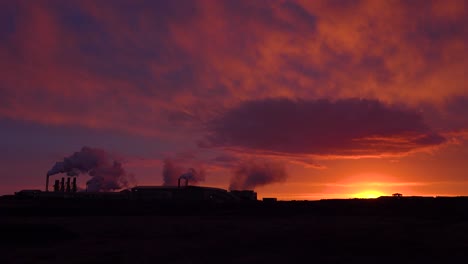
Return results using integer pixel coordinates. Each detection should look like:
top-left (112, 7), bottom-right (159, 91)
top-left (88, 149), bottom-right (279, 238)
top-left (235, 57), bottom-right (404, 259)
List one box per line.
top-left (0, 0), bottom-right (467, 199)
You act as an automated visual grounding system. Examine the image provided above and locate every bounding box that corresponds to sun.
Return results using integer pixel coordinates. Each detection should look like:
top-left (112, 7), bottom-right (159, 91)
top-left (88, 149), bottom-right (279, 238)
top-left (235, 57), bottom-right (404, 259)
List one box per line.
top-left (353, 190), bottom-right (385, 199)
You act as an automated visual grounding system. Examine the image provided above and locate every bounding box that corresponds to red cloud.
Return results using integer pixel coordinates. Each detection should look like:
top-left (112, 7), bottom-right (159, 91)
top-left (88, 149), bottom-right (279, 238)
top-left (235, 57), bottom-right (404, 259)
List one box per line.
top-left (0, 0), bottom-right (466, 143)
top-left (203, 98), bottom-right (446, 157)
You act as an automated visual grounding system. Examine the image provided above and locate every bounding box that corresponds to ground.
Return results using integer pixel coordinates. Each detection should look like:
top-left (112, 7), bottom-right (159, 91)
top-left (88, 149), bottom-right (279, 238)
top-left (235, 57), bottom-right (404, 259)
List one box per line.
top-left (1, 199), bottom-right (468, 263)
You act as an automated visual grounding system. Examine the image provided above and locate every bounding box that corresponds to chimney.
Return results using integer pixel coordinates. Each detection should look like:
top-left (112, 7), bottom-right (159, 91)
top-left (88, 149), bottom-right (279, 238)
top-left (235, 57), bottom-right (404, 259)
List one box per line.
top-left (60, 177), bottom-right (65, 192)
top-left (66, 177), bottom-right (71, 192)
top-left (72, 177), bottom-right (77, 192)
top-left (178, 178), bottom-right (188, 188)
top-left (53, 180), bottom-right (60, 192)
top-left (46, 174), bottom-right (50, 192)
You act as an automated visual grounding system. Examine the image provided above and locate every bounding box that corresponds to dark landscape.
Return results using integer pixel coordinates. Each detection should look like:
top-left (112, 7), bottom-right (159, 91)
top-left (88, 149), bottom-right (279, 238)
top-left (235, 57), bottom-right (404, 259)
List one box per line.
top-left (2, 195), bottom-right (468, 264)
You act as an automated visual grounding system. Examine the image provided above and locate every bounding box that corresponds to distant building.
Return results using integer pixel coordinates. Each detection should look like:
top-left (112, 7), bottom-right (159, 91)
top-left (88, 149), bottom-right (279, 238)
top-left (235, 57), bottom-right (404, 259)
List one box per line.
top-left (230, 190), bottom-right (257, 201)
top-left (12, 185), bottom-right (255, 204)
top-left (130, 186), bottom-right (241, 203)
top-left (262, 197), bottom-right (277, 203)
top-left (14, 189), bottom-right (42, 198)
top-left (392, 193), bottom-right (403, 197)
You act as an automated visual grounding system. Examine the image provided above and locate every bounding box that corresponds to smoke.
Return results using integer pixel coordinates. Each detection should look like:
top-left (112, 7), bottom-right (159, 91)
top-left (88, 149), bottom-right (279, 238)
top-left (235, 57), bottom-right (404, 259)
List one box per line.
top-left (162, 159), bottom-right (206, 186)
top-left (179, 168), bottom-right (205, 183)
top-left (162, 159), bottom-right (183, 186)
top-left (47, 147), bottom-right (135, 192)
top-left (230, 160), bottom-right (288, 190)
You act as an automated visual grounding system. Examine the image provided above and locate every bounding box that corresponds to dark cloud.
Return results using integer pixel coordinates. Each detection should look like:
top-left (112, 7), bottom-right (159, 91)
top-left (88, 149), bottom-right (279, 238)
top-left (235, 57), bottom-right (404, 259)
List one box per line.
top-left (230, 159), bottom-right (288, 190)
top-left (1, 0), bottom-right (466, 139)
top-left (204, 98), bottom-right (446, 157)
top-left (421, 95), bottom-right (468, 131)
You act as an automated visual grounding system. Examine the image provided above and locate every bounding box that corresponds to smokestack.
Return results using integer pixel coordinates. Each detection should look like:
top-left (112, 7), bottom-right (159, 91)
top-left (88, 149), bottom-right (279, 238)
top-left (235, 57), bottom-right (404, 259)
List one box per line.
top-left (177, 178), bottom-right (188, 188)
top-left (163, 160), bottom-right (206, 186)
top-left (53, 180), bottom-right (60, 192)
top-left (46, 174), bottom-right (50, 192)
top-left (66, 178), bottom-right (71, 192)
top-left (177, 177), bottom-right (188, 188)
top-left (72, 177), bottom-right (77, 192)
top-left (60, 177), bottom-right (65, 192)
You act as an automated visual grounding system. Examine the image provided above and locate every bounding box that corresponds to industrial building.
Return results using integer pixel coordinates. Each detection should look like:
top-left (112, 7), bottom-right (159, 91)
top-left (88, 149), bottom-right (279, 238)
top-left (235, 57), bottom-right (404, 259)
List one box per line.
top-left (229, 190), bottom-right (257, 201)
top-left (9, 171), bottom-right (259, 203)
top-left (13, 177), bottom-right (257, 204)
top-left (128, 186), bottom-right (242, 203)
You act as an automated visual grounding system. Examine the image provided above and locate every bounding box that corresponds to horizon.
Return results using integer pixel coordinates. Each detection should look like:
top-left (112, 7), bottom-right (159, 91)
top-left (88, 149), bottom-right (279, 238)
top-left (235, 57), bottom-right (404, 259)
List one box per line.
top-left (4, 178), bottom-right (467, 201)
top-left (1, 1), bottom-right (467, 200)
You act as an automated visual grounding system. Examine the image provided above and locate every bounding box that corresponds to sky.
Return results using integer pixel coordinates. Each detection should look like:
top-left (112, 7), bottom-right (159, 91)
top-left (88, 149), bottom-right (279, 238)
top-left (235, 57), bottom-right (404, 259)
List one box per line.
top-left (1, 0), bottom-right (467, 199)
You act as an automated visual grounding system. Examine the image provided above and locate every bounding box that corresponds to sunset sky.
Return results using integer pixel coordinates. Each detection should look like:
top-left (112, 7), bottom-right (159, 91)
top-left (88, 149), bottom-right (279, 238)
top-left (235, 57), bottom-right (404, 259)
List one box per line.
top-left (1, 0), bottom-right (467, 199)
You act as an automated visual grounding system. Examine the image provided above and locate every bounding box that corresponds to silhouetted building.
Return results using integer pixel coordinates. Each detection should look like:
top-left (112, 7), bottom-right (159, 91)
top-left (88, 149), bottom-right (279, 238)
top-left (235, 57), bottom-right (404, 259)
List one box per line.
top-left (10, 184), bottom-right (256, 204)
top-left (230, 190), bottom-right (257, 201)
top-left (392, 193), bottom-right (403, 197)
top-left (130, 186), bottom-right (241, 203)
top-left (262, 197), bottom-right (277, 203)
top-left (14, 189), bottom-right (42, 198)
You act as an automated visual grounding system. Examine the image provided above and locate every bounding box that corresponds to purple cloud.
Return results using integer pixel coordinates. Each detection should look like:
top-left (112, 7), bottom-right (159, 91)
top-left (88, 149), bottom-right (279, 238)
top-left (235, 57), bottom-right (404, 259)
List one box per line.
top-left (204, 98), bottom-right (446, 157)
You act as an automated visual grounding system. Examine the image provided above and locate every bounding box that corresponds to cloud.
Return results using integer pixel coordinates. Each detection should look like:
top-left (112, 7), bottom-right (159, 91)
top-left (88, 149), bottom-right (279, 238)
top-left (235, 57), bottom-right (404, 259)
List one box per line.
top-left (0, 0), bottom-right (467, 142)
top-left (229, 159), bottom-right (288, 190)
top-left (421, 95), bottom-right (468, 131)
top-left (203, 98), bottom-right (446, 157)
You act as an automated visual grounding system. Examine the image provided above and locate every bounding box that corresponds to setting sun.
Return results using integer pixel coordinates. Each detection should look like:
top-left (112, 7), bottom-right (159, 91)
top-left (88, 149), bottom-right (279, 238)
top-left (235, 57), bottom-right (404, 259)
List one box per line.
top-left (353, 190), bottom-right (385, 199)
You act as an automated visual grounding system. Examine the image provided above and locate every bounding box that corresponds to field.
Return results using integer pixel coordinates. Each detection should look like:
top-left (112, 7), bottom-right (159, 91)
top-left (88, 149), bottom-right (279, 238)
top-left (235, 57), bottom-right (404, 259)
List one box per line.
top-left (1, 198), bottom-right (468, 263)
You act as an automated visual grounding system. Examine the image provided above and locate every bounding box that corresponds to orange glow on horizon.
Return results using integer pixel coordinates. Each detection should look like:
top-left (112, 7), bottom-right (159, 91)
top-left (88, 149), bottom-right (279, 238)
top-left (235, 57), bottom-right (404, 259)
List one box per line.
top-left (353, 190), bottom-right (385, 199)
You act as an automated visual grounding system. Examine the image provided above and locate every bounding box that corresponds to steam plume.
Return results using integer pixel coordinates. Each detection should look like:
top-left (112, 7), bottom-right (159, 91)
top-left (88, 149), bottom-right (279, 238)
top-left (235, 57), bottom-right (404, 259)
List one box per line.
top-left (162, 159), bottom-right (183, 186)
top-left (47, 147), bottom-right (135, 192)
top-left (230, 160), bottom-right (288, 190)
top-left (179, 168), bottom-right (205, 182)
top-left (162, 159), bottom-right (206, 186)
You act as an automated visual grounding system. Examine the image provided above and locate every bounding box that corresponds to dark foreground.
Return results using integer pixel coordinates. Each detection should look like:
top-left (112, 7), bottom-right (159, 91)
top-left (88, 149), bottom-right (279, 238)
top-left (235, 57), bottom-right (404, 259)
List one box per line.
top-left (1, 197), bottom-right (468, 263)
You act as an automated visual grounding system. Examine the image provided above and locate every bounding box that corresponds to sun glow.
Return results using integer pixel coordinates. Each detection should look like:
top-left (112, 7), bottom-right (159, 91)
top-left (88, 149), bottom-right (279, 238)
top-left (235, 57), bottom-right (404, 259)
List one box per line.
top-left (353, 190), bottom-right (385, 199)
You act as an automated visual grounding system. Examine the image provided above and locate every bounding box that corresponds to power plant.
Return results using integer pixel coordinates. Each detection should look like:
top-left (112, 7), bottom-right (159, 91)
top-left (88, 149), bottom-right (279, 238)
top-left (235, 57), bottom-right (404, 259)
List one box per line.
top-left (51, 177), bottom-right (78, 193)
top-left (23, 147), bottom-right (283, 205)
top-left (12, 173), bottom-right (258, 204)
